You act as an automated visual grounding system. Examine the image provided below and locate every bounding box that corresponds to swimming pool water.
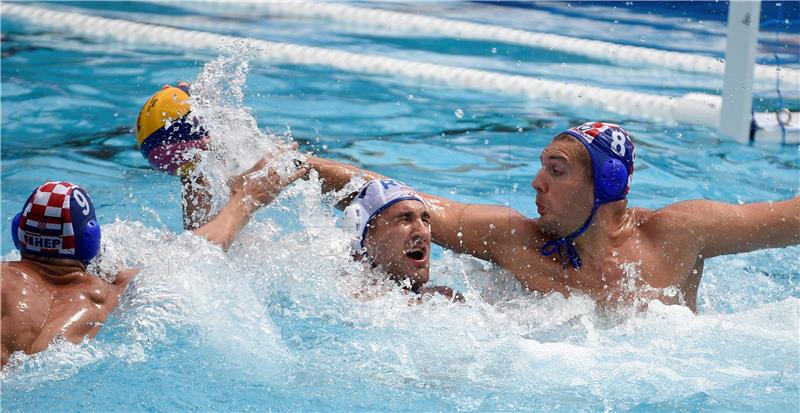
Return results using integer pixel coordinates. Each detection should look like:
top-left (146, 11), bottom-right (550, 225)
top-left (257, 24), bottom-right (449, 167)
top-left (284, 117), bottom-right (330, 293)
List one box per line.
top-left (2, 2), bottom-right (799, 411)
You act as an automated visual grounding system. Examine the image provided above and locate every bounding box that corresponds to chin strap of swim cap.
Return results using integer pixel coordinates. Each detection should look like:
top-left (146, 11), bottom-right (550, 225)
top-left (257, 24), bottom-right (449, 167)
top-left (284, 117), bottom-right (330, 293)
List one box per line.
top-left (539, 199), bottom-right (600, 270)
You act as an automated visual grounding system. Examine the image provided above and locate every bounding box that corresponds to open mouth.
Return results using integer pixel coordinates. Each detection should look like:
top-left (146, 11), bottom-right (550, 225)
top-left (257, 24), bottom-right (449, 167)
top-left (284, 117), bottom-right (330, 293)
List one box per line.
top-left (536, 201), bottom-right (546, 215)
top-left (404, 246), bottom-right (426, 261)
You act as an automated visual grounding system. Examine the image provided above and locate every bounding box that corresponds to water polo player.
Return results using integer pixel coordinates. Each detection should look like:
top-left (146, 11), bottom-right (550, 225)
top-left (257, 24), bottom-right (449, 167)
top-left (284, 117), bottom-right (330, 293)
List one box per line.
top-left (305, 122), bottom-right (799, 312)
top-left (2, 158), bottom-right (306, 367)
top-left (1, 182), bottom-right (136, 367)
top-left (136, 82), bottom-right (212, 230)
top-left (344, 179), bottom-right (462, 301)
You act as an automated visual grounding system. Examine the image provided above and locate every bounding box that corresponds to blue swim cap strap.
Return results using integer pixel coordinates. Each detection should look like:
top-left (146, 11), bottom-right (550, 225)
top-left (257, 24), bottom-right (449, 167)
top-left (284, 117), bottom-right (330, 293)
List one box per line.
top-left (539, 236), bottom-right (567, 268)
top-left (539, 199), bottom-right (600, 270)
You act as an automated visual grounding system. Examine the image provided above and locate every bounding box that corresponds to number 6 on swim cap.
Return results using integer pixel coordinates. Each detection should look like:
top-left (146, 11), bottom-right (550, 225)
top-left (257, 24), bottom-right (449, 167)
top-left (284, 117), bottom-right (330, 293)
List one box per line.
top-left (136, 85), bottom-right (208, 176)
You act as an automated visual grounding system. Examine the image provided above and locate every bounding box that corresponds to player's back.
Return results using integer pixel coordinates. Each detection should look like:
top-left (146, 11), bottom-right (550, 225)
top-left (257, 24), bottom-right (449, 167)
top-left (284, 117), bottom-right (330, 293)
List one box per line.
top-left (0, 260), bottom-right (118, 367)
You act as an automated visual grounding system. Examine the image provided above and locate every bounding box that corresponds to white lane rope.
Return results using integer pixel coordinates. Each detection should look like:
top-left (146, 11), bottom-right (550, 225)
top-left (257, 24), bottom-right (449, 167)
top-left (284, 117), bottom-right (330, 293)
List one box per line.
top-left (164, 0), bottom-right (800, 90)
top-left (2, 3), bottom-right (797, 143)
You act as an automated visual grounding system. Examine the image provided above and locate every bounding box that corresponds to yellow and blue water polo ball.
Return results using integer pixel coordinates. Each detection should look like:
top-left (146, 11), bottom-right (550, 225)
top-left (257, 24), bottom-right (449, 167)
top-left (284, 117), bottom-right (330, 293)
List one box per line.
top-left (136, 85), bottom-right (208, 175)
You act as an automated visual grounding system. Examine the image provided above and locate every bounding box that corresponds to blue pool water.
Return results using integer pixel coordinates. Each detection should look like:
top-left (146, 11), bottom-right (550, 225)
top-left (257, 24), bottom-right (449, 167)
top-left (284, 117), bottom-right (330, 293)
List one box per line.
top-left (2, 1), bottom-right (799, 411)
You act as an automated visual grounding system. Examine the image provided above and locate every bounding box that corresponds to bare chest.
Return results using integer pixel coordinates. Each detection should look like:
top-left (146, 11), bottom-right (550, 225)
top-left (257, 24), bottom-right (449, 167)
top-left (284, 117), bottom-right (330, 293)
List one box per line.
top-left (509, 235), bottom-right (702, 308)
top-left (565, 241), bottom-right (702, 307)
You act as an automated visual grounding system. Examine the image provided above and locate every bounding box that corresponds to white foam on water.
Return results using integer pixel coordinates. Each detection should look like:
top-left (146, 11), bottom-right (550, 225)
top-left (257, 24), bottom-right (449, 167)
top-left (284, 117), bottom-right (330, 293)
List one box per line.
top-left (3, 49), bottom-right (798, 411)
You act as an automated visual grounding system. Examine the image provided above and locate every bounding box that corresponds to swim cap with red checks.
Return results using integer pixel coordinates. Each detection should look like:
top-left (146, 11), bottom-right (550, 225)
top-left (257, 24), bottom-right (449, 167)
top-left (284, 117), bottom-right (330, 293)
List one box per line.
top-left (11, 181), bottom-right (101, 264)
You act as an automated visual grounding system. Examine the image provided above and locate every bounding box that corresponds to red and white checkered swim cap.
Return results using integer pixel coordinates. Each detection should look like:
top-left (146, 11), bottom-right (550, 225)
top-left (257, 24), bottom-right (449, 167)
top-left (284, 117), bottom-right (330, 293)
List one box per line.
top-left (12, 181), bottom-right (101, 264)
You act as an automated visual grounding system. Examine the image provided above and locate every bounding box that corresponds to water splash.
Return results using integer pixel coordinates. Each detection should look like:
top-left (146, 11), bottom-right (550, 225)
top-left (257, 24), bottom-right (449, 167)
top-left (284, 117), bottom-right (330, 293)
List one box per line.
top-left (188, 41), bottom-right (302, 210)
top-left (3, 47), bottom-right (798, 412)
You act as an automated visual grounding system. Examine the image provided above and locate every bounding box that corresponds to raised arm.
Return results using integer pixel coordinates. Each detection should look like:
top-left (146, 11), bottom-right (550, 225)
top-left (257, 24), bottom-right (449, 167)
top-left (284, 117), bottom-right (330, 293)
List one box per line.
top-left (663, 197), bottom-right (800, 258)
top-left (193, 158), bottom-right (308, 251)
top-left (307, 156), bottom-right (533, 264)
top-left (181, 173), bottom-right (213, 230)
top-left (421, 192), bottom-right (534, 264)
top-left (307, 157), bottom-right (385, 207)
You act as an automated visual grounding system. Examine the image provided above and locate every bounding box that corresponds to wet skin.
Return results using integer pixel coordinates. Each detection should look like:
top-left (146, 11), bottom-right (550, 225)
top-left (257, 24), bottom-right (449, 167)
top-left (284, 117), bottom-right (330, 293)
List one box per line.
top-left (1, 259), bottom-right (136, 367)
top-left (364, 200), bottom-right (461, 301)
top-left (430, 138), bottom-right (798, 311)
top-left (0, 155), bottom-right (303, 367)
top-left (308, 140), bottom-right (800, 312)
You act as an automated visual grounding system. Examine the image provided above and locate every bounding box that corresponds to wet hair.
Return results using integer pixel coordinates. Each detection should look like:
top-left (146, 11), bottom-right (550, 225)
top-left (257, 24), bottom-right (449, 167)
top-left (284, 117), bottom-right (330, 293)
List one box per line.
top-left (553, 133), bottom-right (592, 182)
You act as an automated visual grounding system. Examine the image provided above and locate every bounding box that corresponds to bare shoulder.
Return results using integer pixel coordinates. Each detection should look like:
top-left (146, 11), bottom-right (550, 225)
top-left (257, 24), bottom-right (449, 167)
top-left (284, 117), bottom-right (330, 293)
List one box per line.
top-left (635, 202), bottom-right (718, 250)
top-left (2, 260), bottom-right (28, 274)
top-left (83, 268), bottom-right (137, 306)
top-left (1, 261), bottom-right (49, 328)
top-left (1, 261), bottom-right (39, 291)
top-left (95, 268), bottom-right (138, 297)
top-left (1, 262), bottom-right (26, 298)
top-left (637, 202), bottom-right (705, 230)
top-left (504, 212), bottom-right (541, 241)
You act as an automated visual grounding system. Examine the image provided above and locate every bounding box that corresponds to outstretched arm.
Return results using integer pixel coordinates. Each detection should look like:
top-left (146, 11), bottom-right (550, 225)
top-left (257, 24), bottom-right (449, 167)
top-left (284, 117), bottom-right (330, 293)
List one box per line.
top-left (307, 156), bottom-right (533, 264)
top-left (181, 172), bottom-right (213, 230)
top-left (309, 156), bottom-right (570, 296)
top-left (307, 157), bottom-right (385, 208)
top-left (193, 157), bottom-right (308, 251)
top-left (666, 197), bottom-right (800, 258)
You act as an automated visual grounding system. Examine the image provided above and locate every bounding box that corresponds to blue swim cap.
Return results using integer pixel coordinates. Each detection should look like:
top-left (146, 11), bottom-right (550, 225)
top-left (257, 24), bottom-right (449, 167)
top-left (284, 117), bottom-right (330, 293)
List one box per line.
top-left (343, 179), bottom-right (424, 253)
top-left (540, 122), bottom-right (636, 269)
top-left (562, 121), bottom-right (636, 204)
top-left (11, 181), bottom-right (101, 265)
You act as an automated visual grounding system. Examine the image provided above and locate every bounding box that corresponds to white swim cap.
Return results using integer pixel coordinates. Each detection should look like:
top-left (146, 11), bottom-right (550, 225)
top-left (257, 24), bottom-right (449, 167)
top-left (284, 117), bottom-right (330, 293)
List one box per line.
top-left (343, 179), bottom-right (424, 253)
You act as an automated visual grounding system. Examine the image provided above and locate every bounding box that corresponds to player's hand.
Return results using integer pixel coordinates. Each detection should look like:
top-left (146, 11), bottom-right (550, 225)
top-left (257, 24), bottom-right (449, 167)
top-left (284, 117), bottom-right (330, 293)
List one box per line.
top-left (229, 156), bottom-right (309, 213)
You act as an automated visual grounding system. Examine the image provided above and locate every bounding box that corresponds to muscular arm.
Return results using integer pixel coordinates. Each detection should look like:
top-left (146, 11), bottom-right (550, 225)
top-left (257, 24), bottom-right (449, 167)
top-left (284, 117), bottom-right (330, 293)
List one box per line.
top-left (193, 158), bottom-right (308, 251)
top-left (192, 192), bottom-right (261, 251)
top-left (422, 193), bottom-right (535, 265)
top-left (308, 157), bottom-right (568, 298)
top-left (181, 173), bottom-right (213, 231)
top-left (308, 156), bottom-right (533, 263)
top-left (663, 197), bottom-right (800, 258)
top-left (308, 156), bottom-right (570, 296)
top-left (308, 157), bottom-right (385, 208)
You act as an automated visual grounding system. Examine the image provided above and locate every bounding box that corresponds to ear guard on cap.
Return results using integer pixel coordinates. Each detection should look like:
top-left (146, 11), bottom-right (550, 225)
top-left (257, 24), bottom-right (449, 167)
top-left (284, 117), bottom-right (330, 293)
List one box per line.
top-left (11, 215), bottom-right (101, 265)
top-left (11, 212), bottom-right (22, 250)
top-left (596, 158), bottom-right (628, 201)
top-left (11, 191), bottom-right (102, 265)
top-left (77, 219), bottom-right (102, 264)
top-left (343, 203), bottom-right (368, 253)
top-left (563, 122), bottom-right (634, 204)
top-left (70, 187), bottom-right (102, 264)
